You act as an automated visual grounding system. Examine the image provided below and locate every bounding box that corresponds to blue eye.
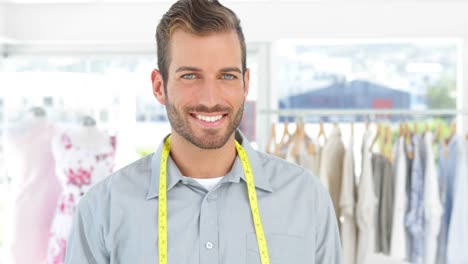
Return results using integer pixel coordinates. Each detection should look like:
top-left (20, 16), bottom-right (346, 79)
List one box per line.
top-left (182, 74), bottom-right (196, 80)
top-left (221, 74), bottom-right (236, 80)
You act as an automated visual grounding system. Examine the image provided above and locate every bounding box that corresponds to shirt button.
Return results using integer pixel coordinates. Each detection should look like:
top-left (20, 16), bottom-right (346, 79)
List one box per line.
top-left (207, 194), bottom-right (217, 202)
top-left (206, 242), bottom-right (214, 249)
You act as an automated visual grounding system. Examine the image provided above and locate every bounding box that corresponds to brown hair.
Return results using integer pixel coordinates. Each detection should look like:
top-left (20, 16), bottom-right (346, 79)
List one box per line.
top-left (156, 0), bottom-right (247, 84)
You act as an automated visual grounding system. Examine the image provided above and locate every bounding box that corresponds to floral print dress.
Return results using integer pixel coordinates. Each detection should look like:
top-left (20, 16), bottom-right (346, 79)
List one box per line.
top-left (47, 130), bottom-right (116, 264)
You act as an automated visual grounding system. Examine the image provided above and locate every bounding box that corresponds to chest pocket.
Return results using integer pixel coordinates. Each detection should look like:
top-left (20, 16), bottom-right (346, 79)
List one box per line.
top-left (246, 233), bottom-right (312, 264)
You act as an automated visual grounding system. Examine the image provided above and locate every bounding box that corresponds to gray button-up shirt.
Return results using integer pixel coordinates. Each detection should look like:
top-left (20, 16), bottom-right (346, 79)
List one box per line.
top-left (65, 131), bottom-right (342, 264)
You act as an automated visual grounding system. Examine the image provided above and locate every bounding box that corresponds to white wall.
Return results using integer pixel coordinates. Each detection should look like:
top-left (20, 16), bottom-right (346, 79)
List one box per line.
top-left (5, 2), bottom-right (468, 47)
top-left (0, 4), bottom-right (5, 55)
top-left (0, 5), bottom-right (4, 36)
top-left (5, 3), bottom-right (170, 53)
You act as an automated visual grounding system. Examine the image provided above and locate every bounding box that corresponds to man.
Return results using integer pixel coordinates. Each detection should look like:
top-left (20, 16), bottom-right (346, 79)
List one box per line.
top-left (65, 0), bottom-right (342, 263)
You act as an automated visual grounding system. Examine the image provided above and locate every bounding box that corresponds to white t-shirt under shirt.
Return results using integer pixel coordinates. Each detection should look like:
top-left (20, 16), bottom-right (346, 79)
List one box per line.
top-left (190, 176), bottom-right (224, 192)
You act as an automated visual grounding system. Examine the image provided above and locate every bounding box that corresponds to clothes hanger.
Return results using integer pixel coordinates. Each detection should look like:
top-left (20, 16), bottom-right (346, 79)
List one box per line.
top-left (294, 121), bottom-right (316, 156)
top-left (404, 123), bottom-right (414, 160)
top-left (379, 123), bottom-right (388, 152)
top-left (398, 123), bottom-right (404, 138)
top-left (442, 121), bottom-right (456, 158)
top-left (437, 123), bottom-right (446, 144)
top-left (413, 122), bottom-right (419, 136)
top-left (283, 120), bottom-right (292, 140)
top-left (432, 122), bottom-right (442, 145)
top-left (291, 119), bottom-right (305, 158)
top-left (448, 121), bottom-right (457, 140)
top-left (384, 125), bottom-right (393, 163)
top-left (266, 123), bottom-right (277, 154)
top-left (275, 120), bottom-right (292, 155)
top-left (305, 129), bottom-right (316, 156)
top-left (369, 123), bottom-right (381, 152)
top-left (317, 121), bottom-right (327, 144)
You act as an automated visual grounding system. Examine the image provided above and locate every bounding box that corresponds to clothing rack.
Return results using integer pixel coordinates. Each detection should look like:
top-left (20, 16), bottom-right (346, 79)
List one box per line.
top-left (259, 108), bottom-right (468, 117)
top-left (256, 108), bottom-right (468, 151)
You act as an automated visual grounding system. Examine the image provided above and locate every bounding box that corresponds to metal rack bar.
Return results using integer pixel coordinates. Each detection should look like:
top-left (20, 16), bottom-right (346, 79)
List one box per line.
top-left (259, 109), bottom-right (468, 117)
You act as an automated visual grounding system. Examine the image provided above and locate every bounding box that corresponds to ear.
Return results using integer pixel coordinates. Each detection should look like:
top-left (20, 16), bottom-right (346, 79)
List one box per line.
top-left (243, 68), bottom-right (250, 99)
top-left (151, 69), bottom-right (166, 105)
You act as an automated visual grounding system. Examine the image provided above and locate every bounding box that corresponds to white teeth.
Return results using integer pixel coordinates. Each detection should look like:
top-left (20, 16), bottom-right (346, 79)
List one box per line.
top-left (196, 114), bottom-right (223, 122)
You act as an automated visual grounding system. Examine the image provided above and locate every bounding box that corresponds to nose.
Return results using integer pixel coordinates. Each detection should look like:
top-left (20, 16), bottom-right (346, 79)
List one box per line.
top-left (198, 78), bottom-right (222, 108)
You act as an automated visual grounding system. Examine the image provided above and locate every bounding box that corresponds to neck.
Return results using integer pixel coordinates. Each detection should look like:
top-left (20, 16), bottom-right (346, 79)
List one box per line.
top-left (169, 131), bottom-right (238, 179)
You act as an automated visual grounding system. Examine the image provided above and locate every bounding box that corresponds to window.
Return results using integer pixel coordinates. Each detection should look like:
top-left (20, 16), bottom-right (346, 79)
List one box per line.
top-left (274, 39), bottom-right (459, 122)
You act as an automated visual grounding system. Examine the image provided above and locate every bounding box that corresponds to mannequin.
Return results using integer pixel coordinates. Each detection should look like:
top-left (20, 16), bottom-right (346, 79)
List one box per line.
top-left (47, 116), bottom-right (116, 264)
top-left (3, 107), bottom-right (62, 264)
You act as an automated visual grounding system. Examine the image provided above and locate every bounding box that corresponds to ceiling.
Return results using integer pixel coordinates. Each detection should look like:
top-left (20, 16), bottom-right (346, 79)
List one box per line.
top-left (1, 0), bottom-right (467, 4)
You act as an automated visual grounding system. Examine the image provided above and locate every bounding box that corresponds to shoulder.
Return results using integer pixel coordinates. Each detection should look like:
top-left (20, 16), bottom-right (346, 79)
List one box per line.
top-left (255, 150), bottom-right (327, 198)
top-left (78, 154), bottom-right (153, 210)
top-left (257, 150), bottom-right (307, 177)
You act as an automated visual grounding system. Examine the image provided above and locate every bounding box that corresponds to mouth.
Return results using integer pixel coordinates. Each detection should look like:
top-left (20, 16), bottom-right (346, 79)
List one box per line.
top-left (190, 113), bottom-right (228, 128)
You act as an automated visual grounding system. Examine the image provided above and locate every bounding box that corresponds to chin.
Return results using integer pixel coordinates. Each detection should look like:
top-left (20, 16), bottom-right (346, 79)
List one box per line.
top-left (190, 130), bottom-right (234, 149)
top-left (191, 136), bottom-right (228, 150)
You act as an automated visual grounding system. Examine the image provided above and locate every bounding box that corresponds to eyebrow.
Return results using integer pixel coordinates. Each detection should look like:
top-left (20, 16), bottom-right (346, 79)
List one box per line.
top-left (220, 67), bottom-right (242, 74)
top-left (174, 66), bottom-right (242, 74)
top-left (175, 66), bottom-right (202, 73)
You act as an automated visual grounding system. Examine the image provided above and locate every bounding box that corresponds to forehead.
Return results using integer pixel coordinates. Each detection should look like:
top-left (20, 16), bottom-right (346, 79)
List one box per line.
top-left (168, 29), bottom-right (242, 71)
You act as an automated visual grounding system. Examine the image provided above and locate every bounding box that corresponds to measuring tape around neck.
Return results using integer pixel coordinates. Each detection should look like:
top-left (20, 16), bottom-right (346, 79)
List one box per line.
top-left (158, 135), bottom-right (270, 264)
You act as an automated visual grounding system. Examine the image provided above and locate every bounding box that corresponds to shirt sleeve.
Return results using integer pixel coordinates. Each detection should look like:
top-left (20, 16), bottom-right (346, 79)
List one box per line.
top-left (65, 194), bottom-right (109, 264)
top-left (314, 182), bottom-right (343, 264)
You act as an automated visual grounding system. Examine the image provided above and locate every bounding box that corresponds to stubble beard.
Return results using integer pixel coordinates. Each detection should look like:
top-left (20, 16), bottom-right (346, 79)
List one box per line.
top-left (165, 95), bottom-right (244, 150)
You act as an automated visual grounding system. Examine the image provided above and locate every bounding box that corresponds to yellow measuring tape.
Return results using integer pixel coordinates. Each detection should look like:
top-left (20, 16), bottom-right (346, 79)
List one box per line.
top-left (158, 135), bottom-right (270, 264)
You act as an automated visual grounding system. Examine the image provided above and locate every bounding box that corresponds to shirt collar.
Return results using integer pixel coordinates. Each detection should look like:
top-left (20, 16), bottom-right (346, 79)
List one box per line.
top-left (146, 130), bottom-right (273, 200)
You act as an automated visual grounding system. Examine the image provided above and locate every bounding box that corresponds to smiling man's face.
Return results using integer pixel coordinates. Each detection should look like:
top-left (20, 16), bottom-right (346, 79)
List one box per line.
top-left (155, 29), bottom-right (250, 149)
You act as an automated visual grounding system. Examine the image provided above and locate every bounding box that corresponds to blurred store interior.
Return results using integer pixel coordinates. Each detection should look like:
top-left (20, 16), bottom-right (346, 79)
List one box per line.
top-left (0, 0), bottom-right (467, 263)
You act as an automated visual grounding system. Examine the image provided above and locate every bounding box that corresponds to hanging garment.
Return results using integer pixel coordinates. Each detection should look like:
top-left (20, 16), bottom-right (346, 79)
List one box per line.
top-left (371, 154), bottom-right (384, 253)
top-left (423, 132), bottom-right (443, 264)
top-left (390, 136), bottom-right (408, 260)
top-left (286, 137), bottom-right (321, 177)
top-left (405, 135), bottom-right (425, 264)
top-left (304, 137), bottom-right (322, 178)
top-left (356, 130), bottom-right (377, 264)
top-left (340, 135), bottom-right (357, 264)
top-left (311, 143), bottom-right (322, 178)
top-left (404, 134), bottom-right (414, 259)
top-left (3, 117), bottom-right (62, 264)
top-left (435, 136), bottom-right (457, 264)
top-left (381, 157), bottom-right (394, 255)
top-left (47, 127), bottom-right (116, 264)
top-left (319, 126), bottom-right (345, 221)
top-left (446, 136), bottom-right (468, 263)
top-left (277, 124), bottom-right (292, 159)
top-left (371, 154), bottom-right (394, 255)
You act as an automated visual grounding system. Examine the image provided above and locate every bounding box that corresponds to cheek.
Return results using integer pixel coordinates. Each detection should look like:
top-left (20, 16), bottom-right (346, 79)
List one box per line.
top-left (221, 83), bottom-right (246, 98)
top-left (230, 88), bottom-right (247, 104)
top-left (166, 83), bottom-right (190, 104)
